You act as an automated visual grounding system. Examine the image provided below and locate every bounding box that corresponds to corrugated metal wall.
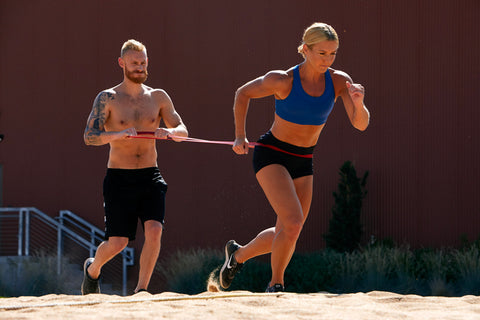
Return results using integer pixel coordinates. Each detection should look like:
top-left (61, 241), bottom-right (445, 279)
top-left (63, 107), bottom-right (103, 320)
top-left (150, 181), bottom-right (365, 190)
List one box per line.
top-left (1, 0), bottom-right (479, 261)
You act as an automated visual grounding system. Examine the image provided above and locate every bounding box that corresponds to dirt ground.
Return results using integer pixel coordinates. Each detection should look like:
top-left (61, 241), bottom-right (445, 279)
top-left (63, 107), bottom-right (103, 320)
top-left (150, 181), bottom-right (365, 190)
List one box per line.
top-left (1, 290), bottom-right (480, 320)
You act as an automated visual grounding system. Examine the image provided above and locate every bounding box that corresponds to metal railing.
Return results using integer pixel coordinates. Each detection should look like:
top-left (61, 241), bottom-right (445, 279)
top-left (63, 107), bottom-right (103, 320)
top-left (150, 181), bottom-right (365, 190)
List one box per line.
top-left (0, 207), bottom-right (134, 296)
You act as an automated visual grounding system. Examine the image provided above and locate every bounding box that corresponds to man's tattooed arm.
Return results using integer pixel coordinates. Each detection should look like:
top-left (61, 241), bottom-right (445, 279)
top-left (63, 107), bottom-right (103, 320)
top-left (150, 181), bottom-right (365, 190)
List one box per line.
top-left (83, 92), bottom-right (114, 145)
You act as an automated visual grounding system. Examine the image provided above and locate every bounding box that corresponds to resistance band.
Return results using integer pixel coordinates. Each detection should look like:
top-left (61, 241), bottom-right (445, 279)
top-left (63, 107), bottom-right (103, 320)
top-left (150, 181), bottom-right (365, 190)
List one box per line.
top-left (131, 131), bottom-right (313, 159)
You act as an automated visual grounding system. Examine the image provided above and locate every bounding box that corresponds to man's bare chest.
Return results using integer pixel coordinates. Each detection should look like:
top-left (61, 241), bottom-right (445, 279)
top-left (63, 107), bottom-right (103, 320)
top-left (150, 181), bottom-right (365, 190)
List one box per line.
top-left (107, 96), bottom-right (161, 128)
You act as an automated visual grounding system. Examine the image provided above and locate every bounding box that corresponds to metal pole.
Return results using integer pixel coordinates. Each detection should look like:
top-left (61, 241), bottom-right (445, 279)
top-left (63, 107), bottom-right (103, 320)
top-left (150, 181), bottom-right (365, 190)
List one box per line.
top-left (122, 252), bottom-right (127, 296)
top-left (57, 215), bottom-right (63, 275)
top-left (18, 209), bottom-right (23, 256)
top-left (90, 227), bottom-right (96, 257)
top-left (25, 209), bottom-right (30, 256)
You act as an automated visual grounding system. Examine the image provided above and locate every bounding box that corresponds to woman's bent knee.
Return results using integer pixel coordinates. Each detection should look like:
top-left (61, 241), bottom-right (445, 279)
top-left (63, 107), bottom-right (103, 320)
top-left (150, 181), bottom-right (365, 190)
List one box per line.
top-left (282, 220), bottom-right (304, 241)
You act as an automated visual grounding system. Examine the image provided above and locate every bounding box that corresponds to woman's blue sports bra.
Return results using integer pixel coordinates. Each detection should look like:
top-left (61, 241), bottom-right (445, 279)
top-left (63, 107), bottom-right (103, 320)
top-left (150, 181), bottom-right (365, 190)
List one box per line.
top-left (275, 65), bottom-right (335, 125)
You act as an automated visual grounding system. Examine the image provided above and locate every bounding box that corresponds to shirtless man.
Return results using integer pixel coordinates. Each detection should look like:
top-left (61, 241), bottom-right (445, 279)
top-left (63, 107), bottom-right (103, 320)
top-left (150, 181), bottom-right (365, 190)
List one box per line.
top-left (81, 39), bottom-right (188, 295)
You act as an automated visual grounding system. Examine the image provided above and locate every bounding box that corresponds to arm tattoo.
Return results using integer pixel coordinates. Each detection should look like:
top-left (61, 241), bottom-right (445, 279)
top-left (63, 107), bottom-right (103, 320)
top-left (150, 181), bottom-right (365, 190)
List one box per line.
top-left (84, 92), bottom-right (114, 145)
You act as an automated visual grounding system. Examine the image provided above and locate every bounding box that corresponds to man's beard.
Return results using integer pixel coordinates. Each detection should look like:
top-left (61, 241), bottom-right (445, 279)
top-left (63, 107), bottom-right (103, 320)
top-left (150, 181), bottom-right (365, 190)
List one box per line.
top-left (125, 69), bottom-right (148, 84)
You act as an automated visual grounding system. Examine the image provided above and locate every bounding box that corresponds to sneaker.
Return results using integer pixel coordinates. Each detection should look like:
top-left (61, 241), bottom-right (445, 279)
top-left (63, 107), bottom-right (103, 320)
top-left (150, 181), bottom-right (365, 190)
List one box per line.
top-left (133, 289), bottom-right (148, 294)
top-left (265, 283), bottom-right (284, 293)
top-left (219, 240), bottom-right (243, 289)
top-left (81, 258), bottom-right (100, 295)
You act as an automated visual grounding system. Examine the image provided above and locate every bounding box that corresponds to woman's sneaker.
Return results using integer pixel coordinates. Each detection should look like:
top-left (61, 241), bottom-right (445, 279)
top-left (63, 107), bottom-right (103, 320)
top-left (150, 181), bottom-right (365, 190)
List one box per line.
top-left (265, 283), bottom-right (284, 293)
top-left (219, 240), bottom-right (243, 289)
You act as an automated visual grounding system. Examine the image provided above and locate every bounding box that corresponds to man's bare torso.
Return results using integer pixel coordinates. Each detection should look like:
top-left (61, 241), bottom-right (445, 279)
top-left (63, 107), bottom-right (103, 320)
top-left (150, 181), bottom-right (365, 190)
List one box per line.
top-left (104, 85), bottom-right (163, 169)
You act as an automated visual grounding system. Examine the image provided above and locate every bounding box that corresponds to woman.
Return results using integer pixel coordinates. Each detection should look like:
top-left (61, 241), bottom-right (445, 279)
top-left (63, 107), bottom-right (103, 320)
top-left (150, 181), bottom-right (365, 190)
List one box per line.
top-left (220, 22), bottom-right (370, 292)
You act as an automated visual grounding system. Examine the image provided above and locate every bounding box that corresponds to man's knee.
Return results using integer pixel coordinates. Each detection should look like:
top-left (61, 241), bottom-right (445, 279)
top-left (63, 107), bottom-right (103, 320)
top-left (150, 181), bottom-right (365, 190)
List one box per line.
top-left (107, 237), bottom-right (129, 252)
top-left (144, 221), bottom-right (163, 243)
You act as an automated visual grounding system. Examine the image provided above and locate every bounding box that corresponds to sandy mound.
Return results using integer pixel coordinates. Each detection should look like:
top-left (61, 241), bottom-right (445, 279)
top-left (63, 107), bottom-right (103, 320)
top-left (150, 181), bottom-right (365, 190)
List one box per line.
top-left (1, 291), bottom-right (480, 319)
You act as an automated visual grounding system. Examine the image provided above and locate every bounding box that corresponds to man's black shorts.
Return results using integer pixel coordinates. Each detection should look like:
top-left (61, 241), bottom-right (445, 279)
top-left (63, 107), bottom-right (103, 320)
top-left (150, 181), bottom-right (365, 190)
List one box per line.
top-left (103, 167), bottom-right (168, 241)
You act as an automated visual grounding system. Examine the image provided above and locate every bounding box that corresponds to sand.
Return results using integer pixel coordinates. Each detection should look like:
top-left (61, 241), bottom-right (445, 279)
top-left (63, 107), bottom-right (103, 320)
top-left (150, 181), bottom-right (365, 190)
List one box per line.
top-left (1, 290), bottom-right (480, 319)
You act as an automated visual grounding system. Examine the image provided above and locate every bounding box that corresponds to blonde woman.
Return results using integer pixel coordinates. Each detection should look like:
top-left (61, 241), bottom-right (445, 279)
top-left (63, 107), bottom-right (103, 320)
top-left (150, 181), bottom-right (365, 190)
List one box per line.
top-left (220, 23), bottom-right (370, 292)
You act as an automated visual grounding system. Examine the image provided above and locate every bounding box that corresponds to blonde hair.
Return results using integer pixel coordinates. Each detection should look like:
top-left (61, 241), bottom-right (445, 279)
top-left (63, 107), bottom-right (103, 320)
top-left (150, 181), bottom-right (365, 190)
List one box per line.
top-left (120, 39), bottom-right (147, 57)
top-left (297, 23), bottom-right (339, 57)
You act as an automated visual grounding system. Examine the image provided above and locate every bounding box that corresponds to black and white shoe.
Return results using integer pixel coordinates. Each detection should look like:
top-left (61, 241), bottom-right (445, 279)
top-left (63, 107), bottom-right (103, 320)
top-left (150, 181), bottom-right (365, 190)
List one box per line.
top-left (219, 240), bottom-right (243, 289)
top-left (81, 258), bottom-right (100, 295)
top-left (265, 283), bottom-right (284, 293)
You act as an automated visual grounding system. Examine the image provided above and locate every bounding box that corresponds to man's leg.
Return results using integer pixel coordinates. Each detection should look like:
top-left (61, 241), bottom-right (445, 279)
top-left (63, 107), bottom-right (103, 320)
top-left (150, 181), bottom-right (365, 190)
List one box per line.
top-left (87, 237), bottom-right (129, 279)
top-left (134, 220), bottom-right (163, 293)
top-left (82, 236), bottom-right (128, 295)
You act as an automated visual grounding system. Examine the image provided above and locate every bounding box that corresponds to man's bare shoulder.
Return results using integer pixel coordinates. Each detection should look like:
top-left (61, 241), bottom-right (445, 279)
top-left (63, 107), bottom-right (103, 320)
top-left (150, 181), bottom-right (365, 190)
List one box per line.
top-left (103, 84), bottom-right (122, 95)
top-left (97, 83), bottom-right (128, 98)
top-left (147, 87), bottom-right (167, 95)
top-left (94, 88), bottom-right (117, 105)
top-left (149, 87), bottom-right (171, 103)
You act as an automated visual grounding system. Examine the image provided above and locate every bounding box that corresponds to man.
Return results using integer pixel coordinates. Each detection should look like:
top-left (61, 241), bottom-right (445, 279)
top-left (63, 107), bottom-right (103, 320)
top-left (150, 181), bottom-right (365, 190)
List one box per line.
top-left (82, 39), bottom-right (188, 295)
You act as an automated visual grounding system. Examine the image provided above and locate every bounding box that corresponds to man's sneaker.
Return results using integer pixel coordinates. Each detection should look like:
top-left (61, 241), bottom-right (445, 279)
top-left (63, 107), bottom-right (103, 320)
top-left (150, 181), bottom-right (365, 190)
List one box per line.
top-left (133, 289), bottom-right (148, 294)
top-left (219, 240), bottom-right (243, 289)
top-left (265, 283), bottom-right (284, 293)
top-left (81, 258), bottom-right (100, 295)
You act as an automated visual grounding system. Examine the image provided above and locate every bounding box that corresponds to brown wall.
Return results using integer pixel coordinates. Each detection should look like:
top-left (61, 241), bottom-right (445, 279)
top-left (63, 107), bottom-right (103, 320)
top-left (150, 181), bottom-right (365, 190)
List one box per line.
top-left (1, 0), bottom-right (479, 260)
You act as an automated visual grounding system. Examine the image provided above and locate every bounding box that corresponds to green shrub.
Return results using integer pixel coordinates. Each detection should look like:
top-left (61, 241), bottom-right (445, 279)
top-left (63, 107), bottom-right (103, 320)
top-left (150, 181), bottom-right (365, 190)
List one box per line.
top-left (349, 246), bottom-right (415, 294)
top-left (154, 243), bottom-right (480, 296)
top-left (324, 161), bottom-right (368, 252)
top-left (227, 258), bottom-right (271, 292)
top-left (285, 250), bottom-right (340, 293)
top-left (5, 244), bottom-right (477, 297)
top-left (0, 250), bottom-right (72, 297)
top-left (451, 247), bottom-right (480, 295)
top-left (155, 248), bottom-right (224, 294)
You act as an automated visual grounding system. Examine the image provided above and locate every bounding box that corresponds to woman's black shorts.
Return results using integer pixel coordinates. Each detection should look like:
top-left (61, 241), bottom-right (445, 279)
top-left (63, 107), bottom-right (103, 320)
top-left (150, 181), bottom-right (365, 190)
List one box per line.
top-left (103, 167), bottom-right (168, 241)
top-left (252, 131), bottom-right (315, 179)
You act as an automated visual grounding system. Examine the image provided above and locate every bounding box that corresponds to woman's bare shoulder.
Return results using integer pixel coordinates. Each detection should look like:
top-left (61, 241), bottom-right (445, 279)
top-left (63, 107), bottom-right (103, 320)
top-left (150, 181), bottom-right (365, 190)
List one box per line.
top-left (263, 67), bottom-right (296, 87)
top-left (329, 67), bottom-right (352, 82)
